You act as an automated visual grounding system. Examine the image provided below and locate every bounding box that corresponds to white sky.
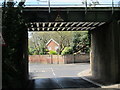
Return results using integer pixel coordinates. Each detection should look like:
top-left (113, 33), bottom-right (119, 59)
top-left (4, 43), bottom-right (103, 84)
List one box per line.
top-left (0, 0), bottom-right (119, 4)
top-left (25, 0), bottom-right (120, 3)
top-left (0, 0), bottom-right (118, 3)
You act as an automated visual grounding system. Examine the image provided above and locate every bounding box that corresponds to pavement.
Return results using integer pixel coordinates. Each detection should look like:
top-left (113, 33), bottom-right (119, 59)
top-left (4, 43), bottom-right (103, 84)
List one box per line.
top-left (78, 69), bottom-right (120, 89)
top-left (28, 63), bottom-right (120, 89)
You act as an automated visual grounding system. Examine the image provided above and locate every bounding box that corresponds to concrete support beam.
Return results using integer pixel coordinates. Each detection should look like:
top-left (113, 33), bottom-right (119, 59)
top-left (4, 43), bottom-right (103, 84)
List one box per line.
top-left (90, 20), bottom-right (120, 84)
top-left (23, 31), bottom-right (29, 81)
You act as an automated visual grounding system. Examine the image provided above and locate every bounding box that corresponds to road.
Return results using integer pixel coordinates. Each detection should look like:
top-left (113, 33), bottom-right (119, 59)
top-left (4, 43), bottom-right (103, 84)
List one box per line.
top-left (28, 63), bottom-right (100, 89)
top-left (29, 63), bottom-right (90, 79)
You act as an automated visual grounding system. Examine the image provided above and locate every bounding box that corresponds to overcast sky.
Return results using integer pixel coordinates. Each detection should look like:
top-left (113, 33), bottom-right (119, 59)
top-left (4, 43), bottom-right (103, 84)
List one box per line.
top-left (25, 0), bottom-right (120, 3)
top-left (0, 0), bottom-right (119, 4)
top-left (1, 0), bottom-right (118, 4)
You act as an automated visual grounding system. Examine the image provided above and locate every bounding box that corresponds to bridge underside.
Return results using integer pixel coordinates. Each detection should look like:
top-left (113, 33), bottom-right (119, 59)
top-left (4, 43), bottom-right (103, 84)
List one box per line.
top-left (2, 5), bottom-right (120, 88)
top-left (24, 7), bottom-right (120, 84)
top-left (23, 7), bottom-right (120, 22)
top-left (27, 22), bottom-right (105, 31)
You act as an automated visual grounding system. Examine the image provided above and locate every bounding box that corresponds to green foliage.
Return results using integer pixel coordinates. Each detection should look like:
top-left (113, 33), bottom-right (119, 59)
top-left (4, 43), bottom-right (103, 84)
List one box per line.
top-left (45, 49), bottom-right (49, 52)
top-left (49, 50), bottom-right (58, 55)
top-left (28, 47), bottom-right (34, 55)
top-left (2, 2), bottom-right (27, 88)
top-left (29, 31), bottom-right (73, 55)
top-left (72, 31), bottom-right (90, 53)
top-left (61, 47), bottom-right (73, 55)
top-left (28, 46), bottom-right (49, 55)
top-left (29, 31), bottom-right (90, 55)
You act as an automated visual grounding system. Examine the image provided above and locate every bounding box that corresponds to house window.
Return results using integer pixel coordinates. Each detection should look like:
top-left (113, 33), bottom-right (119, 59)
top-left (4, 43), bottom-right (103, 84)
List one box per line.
top-left (48, 46), bottom-right (51, 50)
top-left (55, 46), bottom-right (58, 50)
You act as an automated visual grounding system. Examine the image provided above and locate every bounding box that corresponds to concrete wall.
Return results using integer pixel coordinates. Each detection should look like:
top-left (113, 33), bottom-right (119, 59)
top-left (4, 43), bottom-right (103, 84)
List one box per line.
top-left (90, 20), bottom-right (120, 84)
top-left (29, 54), bottom-right (90, 64)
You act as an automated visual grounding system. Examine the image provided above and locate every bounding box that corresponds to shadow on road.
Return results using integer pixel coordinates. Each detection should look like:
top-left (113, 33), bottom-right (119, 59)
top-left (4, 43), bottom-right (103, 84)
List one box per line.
top-left (27, 77), bottom-right (100, 89)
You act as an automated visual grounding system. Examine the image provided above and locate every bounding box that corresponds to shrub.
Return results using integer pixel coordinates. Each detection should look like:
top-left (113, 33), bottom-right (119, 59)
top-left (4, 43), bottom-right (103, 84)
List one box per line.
top-left (28, 48), bottom-right (35, 55)
top-left (49, 50), bottom-right (57, 55)
top-left (45, 49), bottom-right (49, 52)
top-left (61, 47), bottom-right (73, 55)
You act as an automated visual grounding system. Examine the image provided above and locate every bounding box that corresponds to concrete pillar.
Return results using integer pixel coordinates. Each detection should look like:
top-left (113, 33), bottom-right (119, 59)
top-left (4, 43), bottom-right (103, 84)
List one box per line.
top-left (90, 20), bottom-right (120, 84)
top-left (23, 30), bottom-right (29, 81)
top-left (0, 39), bottom-right (1, 89)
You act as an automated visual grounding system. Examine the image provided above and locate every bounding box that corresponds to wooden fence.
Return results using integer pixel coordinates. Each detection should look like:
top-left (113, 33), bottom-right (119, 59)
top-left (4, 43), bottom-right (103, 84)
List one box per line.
top-left (29, 54), bottom-right (90, 64)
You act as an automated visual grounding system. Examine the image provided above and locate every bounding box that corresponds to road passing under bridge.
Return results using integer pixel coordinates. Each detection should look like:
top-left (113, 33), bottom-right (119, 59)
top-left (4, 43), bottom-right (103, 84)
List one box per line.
top-left (28, 63), bottom-right (101, 88)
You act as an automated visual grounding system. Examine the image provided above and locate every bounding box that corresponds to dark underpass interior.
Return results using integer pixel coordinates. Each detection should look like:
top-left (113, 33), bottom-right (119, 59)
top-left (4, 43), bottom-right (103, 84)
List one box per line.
top-left (29, 77), bottom-right (100, 89)
top-left (2, 1), bottom-right (120, 89)
top-left (27, 20), bottom-right (119, 89)
top-left (27, 28), bottom-right (97, 89)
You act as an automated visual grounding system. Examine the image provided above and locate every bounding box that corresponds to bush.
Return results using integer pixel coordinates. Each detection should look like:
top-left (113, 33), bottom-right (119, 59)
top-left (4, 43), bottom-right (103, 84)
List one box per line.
top-left (49, 50), bottom-right (57, 55)
top-left (28, 48), bottom-right (34, 55)
top-left (61, 47), bottom-right (73, 55)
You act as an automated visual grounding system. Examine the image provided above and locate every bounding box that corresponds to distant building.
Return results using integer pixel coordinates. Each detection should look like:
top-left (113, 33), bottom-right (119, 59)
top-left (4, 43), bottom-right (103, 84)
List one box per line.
top-left (46, 39), bottom-right (59, 52)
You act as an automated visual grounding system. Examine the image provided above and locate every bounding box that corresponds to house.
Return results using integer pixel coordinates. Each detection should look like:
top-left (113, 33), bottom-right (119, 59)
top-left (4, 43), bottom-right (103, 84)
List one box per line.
top-left (46, 39), bottom-right (59, 52)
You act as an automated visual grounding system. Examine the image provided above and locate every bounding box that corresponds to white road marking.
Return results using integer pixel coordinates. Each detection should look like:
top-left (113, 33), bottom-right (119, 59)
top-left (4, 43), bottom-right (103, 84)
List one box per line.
top-left (51, 67), bottom-right (63, 88)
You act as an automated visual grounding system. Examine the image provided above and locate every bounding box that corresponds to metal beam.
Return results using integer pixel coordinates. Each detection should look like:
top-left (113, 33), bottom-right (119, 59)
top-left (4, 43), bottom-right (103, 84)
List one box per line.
top-left (48, 23), bottom-right (51, 27)
top-left (67, 27), bottom-right (71, 31)
top-left (71, 22), bottom-right (77, 27)
top-left (36, 23), bottom-right (39, 27)
top-left (82, 22), bottom-right (90, 27)
top-left (43, 23), bottom-right (45, 27)
top-left (57, 27), bottom-right (60, 31)
top-left (81, 27), bottom-right (87, 30)
top-left (37, 28), bottom-right (40, 31)
top-left (87, 22), bottom-right (94, 27)
top-left (93, 22), bottom-right (100, 26)
top-left (76, 22), bottom-right (84, 26)
top-left (90, 27), bottom-right (96, 30)
top-left (47, 28), bottom-right (50, 31)
top-left (52, 27), bottom-right (55, 31)
top-left (62, 27), bottom-right (65, 31)
top-left (71, 27), bottom-right (76, 30)
top-left (54, 22), bottom-right (58, 27)
top-left (76, 27), bottom-right (82, 30)
top-left (98, 22), bottom-right (106, 26)
top-left (60, 23), bottom-right (64, 27)
top-left (27, 22), bottom-right (106, 31)
top-left (42, 28), bottom-right (44, 31)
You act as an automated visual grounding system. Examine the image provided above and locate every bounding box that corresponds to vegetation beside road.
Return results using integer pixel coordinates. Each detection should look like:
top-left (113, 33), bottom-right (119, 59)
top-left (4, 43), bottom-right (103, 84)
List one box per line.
top-left (29, 31), bottom-right (90, 55)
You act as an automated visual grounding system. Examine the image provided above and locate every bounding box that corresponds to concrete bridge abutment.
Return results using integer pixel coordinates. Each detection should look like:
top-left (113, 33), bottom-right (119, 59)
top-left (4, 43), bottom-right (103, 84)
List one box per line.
top-left (90, 20), bottom-right (120, 84)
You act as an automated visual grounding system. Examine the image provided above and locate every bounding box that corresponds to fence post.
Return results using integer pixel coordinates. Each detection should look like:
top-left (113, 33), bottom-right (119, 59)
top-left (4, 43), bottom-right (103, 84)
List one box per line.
top-left (74, 54), bottom-right (75, 63)
top-left (57, 55), bottom-right (59, 64)
top-left (51, 55), bottom-right (53, 64)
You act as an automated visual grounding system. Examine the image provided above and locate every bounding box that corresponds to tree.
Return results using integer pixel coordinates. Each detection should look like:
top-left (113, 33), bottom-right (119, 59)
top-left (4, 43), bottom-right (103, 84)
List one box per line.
top-left (28, 32), bottom-right (51, 55)
top-left (72, 31), bottom-right (90, 54)
top-left (28, 31), bottom-right (73, 55)
top-left (53, 31), bottom-right (73, 54)
top-left (2, 1), bottom-right (28, 88)
top-left (61, 47), bottom-right (73, 55)
top-left (29, 31), bottom-right (90, 55)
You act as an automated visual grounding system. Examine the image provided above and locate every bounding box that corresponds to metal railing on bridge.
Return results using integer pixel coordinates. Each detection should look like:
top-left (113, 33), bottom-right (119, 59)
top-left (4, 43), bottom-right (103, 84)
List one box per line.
top-left (0, 0), bottom-right (120, 13)
top-left (0, 0), bottom-right (120, 7)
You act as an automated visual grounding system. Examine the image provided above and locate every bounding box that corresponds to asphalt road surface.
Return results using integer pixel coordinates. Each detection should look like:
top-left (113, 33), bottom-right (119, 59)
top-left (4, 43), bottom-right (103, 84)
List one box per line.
top-left (28, 63), bottom-right (100, 89)
top-left (29, 63), bottom-right (90, 79)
